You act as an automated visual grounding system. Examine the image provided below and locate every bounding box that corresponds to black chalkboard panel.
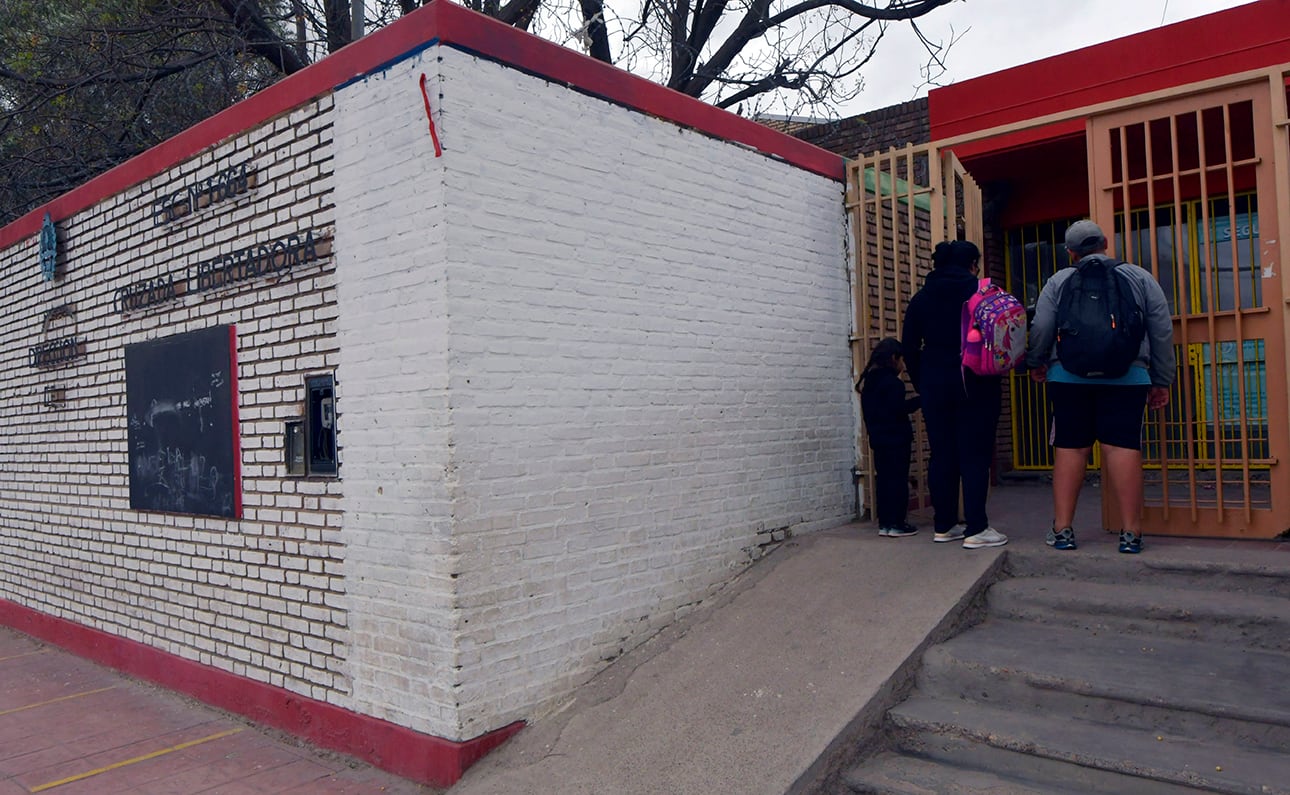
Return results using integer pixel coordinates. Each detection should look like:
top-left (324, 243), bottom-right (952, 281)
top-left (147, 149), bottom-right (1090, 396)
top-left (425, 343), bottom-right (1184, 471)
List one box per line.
top-left (126, 325), bottom-right (241, 518)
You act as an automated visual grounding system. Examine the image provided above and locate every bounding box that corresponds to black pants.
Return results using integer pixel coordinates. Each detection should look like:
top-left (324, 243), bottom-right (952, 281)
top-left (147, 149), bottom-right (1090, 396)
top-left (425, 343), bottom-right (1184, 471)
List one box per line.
top-left (871, 442), bottom-right (912, 528)
top-left (920, 375), bottom-right (1001, 535)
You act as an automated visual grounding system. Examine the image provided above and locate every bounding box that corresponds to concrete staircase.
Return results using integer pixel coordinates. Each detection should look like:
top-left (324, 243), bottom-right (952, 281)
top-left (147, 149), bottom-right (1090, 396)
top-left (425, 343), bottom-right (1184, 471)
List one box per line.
top-left (840, 543), bottom-right (1290, 794)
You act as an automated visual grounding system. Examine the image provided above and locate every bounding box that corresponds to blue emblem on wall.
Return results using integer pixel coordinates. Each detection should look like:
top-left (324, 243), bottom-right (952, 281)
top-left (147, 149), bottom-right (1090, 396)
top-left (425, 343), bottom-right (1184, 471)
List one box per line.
top-left (39, 213), bottom-right (58, 281)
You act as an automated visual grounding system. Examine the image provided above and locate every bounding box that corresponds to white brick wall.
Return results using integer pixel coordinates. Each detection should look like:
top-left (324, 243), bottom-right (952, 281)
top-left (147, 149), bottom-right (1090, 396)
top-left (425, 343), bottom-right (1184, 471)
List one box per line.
top-left (0, 97), bottom-right (347, 700)
top-left (332, 51), bottom-right (460, 733)
top-left (1, 35), bottom-right (853, 747)
top-left (432, 49), bottom-right (853, 735)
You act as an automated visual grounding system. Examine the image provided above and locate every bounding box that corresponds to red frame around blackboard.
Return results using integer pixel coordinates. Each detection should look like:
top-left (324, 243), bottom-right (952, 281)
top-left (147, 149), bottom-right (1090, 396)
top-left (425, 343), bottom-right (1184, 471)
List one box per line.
top-left (229, 324), bottom-right (242, 519)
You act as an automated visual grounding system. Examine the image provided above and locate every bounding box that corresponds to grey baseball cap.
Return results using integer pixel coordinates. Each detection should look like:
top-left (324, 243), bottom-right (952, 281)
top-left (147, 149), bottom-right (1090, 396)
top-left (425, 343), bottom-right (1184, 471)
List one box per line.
top-left (1064, 219), bottom-right (1107, 255)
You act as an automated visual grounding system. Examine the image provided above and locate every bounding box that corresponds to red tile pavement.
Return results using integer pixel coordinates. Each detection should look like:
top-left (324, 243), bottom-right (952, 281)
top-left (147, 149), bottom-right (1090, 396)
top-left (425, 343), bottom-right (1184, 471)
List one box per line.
top-left (0, 628), bottom-right (438, 795)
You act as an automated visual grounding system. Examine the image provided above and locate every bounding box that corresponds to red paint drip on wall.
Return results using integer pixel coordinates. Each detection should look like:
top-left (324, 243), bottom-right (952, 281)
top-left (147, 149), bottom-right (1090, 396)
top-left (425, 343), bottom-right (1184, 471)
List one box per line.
top-left (419, 73), bottom-right (444, 157)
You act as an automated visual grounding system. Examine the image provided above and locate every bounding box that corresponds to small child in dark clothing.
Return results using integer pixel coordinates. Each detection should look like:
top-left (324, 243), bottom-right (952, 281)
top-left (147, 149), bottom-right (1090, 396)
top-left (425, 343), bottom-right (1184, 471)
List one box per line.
top-left (857, 337), bottom-right (922, 537)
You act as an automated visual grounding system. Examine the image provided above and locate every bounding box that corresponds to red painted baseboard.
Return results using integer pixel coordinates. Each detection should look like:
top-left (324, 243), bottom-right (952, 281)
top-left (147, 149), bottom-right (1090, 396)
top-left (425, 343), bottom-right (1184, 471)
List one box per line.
top-left (0, 598), bottom-right (523, 787)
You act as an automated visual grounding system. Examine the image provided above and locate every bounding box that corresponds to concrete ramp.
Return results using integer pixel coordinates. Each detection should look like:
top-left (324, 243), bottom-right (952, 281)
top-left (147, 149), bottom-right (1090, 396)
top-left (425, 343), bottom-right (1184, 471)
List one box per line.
top-left (449, 523), bottom-right (1004, 795)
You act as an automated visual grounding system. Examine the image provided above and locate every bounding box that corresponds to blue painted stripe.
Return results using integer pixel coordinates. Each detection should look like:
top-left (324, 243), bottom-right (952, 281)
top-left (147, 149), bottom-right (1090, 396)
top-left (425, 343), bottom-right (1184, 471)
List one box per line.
top-left (336, 37), bottom-right (442, 91)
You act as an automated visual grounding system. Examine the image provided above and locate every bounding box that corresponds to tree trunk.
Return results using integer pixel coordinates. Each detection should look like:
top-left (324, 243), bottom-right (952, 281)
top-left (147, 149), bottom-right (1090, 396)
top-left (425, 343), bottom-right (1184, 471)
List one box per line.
top-left (323, 0), bottom-right (352, 53)
top-left (579, 0), bottom-right (612, 63)
top-left (215, 0), bottom-right (311, 75)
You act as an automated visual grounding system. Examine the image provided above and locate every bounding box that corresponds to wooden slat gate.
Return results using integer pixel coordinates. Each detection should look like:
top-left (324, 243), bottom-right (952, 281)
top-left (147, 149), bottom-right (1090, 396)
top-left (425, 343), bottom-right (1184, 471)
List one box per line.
top-left (847, 146), bottom-right (982, 521)
top-left (1088, 68), bottom-right (1290, 538)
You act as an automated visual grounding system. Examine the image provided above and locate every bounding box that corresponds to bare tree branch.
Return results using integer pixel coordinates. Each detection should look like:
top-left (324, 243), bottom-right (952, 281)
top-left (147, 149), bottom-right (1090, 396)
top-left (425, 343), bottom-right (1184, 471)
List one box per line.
top-left (497, 0), bottom-right (544, 27)
top-left (0, 54), bottom-right (221, 90)
top-left (323, 0), bottom-right (352, 52)
top-left (215, 0), bottom-right (311, 73)
top-left (713, 16), bottom-right (879, 109)
top-left (1, 0), bottom-right (960, 224)
top-left (687, 0), bottom-right (728, 57)
top-left (765, 0), bottom-right (955, 28)
top-left (675, 0), bottom-right (770, 96)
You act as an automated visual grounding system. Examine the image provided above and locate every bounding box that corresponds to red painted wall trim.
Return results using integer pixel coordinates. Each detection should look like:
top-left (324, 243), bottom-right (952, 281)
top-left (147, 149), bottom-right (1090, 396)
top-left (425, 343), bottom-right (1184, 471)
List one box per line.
top-left (0, 598), bottom-right (523, 787)
top-left (0, 0), bottom-right (841, 253)
top-left (929, 0), bottom-right (1290, 143)
top-left (228, 324), bottom-right (244, 519)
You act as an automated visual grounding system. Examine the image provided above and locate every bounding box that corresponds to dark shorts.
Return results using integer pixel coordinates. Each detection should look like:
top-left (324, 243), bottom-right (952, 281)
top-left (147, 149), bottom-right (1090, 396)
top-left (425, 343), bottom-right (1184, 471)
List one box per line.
top-left (1048, 382), bottom-right (1149, 450)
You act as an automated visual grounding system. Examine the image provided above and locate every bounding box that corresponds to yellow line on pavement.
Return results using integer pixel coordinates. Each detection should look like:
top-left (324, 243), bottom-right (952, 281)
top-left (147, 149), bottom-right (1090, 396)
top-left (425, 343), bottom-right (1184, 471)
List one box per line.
top-left (0, 686), bottom-right (116, 717)
top-left (29, 726), bottom-right (245, 792)
top-left (0, 649), bottom-right (49, 662)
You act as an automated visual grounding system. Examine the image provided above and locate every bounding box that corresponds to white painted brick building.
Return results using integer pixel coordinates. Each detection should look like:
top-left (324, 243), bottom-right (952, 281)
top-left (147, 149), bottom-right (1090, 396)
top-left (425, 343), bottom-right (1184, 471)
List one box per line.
top-left (0, 1), bottom-right (854, 784)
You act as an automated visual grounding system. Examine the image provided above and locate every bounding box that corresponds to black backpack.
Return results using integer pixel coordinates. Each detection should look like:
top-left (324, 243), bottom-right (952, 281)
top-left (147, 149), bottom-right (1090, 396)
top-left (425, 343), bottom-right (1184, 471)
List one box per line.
top-left (1055, 258), bottom-right (1146, 378)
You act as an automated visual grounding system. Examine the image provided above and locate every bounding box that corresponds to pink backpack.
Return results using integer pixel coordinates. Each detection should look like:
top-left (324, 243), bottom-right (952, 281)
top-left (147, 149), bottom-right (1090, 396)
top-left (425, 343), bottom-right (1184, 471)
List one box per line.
top-left (961, 278), bottom-right (1028, 376)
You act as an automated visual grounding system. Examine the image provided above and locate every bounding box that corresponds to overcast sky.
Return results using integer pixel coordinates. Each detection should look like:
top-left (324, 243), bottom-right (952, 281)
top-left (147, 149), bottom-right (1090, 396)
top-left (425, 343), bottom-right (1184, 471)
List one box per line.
top-left (844, 0), bottom-right (1255, 114)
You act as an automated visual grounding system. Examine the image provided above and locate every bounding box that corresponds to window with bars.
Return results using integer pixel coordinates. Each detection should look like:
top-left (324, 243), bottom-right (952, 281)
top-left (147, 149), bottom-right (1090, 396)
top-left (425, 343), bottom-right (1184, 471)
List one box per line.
top-left (1004, 196), bottom-right (1267, 473)
top-left (1114, 194), bottom-right (1261, 314)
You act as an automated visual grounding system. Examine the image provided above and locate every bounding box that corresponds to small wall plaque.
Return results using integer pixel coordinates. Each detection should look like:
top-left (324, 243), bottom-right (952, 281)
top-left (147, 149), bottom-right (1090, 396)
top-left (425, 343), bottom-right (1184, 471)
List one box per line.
top-left (39, 213), bottom-right (57, 281)
top-left (43, 385), bottom-right (66, 409)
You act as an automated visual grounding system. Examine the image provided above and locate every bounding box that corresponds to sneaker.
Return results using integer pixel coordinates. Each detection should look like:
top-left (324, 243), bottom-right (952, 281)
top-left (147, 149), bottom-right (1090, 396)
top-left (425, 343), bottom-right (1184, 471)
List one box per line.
top-left (962, 527), bottom-right (1008, 549)
top-left (1119, 531), bottom-right (1143, 554)
top-left (934, 523), bottom-right (967, 543)
top-left (1046, 526), bottom-right (1078, 551)
top-left (880, 523), bottom-right (919, 538)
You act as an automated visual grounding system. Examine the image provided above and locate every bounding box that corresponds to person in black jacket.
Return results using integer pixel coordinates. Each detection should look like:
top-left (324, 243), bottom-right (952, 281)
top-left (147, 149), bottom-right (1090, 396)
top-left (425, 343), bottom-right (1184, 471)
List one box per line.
top-left (858, 337), bottom-right (921, 537)
top-left (901, 240), bottom-right (1009, 549)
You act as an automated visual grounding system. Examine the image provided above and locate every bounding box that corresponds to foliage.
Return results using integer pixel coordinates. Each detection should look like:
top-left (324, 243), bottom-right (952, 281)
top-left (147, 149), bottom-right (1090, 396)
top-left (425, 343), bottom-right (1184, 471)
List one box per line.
top-left (0, 0), bottom-right (957, 225)
top-left (0, 1), bottom-right (282, 223)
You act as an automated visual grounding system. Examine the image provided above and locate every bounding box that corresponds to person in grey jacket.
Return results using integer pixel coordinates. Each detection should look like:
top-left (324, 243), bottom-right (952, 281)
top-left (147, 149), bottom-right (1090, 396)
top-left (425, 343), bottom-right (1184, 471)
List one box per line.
top-left (1025, 220), bottom-right (1175, 554)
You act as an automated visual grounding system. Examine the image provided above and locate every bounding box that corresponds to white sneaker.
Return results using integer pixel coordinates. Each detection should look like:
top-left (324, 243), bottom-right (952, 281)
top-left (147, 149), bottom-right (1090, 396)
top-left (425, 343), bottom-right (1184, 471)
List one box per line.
top-left (934, 523), bottom-right (967, 543)
top-left (962, 527), bottom-right (1008, 549)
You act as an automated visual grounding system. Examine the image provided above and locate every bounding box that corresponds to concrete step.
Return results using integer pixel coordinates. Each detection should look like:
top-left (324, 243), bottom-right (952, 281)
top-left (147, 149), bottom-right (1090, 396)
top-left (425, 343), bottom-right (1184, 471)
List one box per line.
top-left (916, 619), bottom-right (1290, 752)
top-left (842, 751), bottom-right (1090, 794)
top-left (988, 576), bottom-right (1290, 651)
top-left (888, 695), bottom-right (1290, 795)
top-left (1004, 544), bottom-right (1290, 597)
top-left (834, 540), bottom-right (1290, 794)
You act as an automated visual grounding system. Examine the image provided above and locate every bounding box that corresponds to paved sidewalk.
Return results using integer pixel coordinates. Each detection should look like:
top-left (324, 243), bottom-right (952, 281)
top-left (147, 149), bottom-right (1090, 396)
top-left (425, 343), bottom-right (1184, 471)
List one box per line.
top-left (5, 481), bottom-right (1284, 795)
top-left (0, 629), bottom-right (434, 795)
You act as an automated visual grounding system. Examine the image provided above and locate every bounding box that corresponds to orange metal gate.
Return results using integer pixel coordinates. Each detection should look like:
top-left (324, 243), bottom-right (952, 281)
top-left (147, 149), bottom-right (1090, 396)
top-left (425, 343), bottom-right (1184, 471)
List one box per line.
top-left (1087, 70), bottom-right (1290, 538)
top-left (848, 146), bottom-right (982, 520)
